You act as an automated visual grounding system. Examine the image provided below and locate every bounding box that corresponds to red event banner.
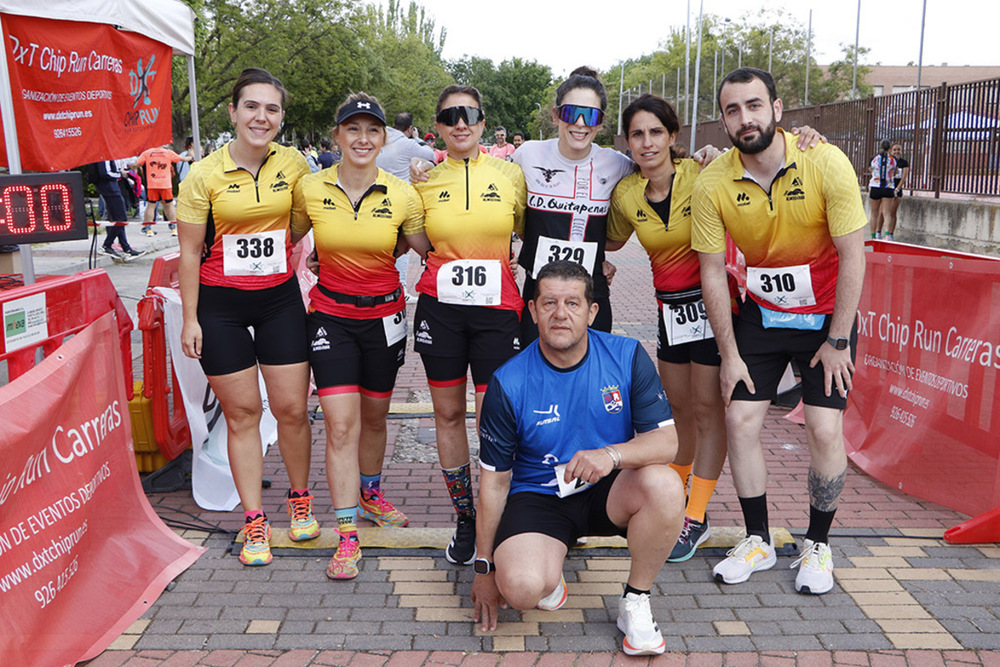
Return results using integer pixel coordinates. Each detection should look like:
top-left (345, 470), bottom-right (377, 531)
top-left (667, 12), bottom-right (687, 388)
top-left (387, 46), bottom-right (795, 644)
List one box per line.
top-left (845, 243), bottom-right (1000, 518)
top-left (0, 13), bottom-right (172, 172)
top-left (0, 312), bottom-right (202, 667)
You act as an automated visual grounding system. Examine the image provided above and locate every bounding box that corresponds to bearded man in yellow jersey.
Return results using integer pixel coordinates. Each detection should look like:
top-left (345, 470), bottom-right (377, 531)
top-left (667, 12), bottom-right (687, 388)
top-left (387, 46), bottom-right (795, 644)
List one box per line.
top-left (691, 68), bottom-right (866, 595)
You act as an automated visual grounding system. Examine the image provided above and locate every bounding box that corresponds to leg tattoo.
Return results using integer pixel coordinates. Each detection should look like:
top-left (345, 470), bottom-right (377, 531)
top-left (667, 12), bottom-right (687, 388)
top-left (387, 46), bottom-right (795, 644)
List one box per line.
top-left (808, 468), bottom-right (846, 512)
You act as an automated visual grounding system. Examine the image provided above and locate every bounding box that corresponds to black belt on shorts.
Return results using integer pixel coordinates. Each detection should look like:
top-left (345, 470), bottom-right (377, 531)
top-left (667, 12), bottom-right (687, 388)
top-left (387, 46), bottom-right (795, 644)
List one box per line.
top-left (316, 283), bottom-right (402, 308)
top-left (655, 286), bottom-right (703, 305)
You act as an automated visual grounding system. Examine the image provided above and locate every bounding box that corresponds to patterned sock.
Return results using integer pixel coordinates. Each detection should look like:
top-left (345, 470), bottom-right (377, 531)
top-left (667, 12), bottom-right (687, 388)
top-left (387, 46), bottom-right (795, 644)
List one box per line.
top-left (668, 463), bottom-right (693, 492)
top-left (804, 505), bottom-right (837, 544)
top-left (360, 474), bottom-right (381, 499)
top-left (289, 488), bottom-right (310, 499)
top-left (738, 494), bottom-right (770, 541)
top-left (442, 463), bottom-right (475, 518)
top-left (686, 476), bottom-right (718, 523)
top-left (623, 583), bottom-right (651, 598)
top-left (335, 507), bottom-right (359, 540)
top-left (244, 510), bottom-right (265, 523)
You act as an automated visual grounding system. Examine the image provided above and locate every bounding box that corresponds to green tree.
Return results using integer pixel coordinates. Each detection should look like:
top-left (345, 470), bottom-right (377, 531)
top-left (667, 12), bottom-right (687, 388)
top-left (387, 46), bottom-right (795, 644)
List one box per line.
top-left (448, 57), bottom-right (553, 142)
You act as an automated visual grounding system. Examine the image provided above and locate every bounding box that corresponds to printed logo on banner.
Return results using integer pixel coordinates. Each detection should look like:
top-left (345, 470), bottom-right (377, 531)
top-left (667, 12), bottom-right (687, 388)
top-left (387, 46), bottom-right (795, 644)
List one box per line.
top-left (124, 55), bottom-right (161, 131)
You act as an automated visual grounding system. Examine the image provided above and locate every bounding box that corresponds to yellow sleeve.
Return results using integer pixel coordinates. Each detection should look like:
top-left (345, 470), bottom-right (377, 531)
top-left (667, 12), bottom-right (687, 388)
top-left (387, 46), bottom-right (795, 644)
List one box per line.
top-left (290, 176), bottom-right (312, 238)
top-left (821, 147), bottom-right (868, 237)
top-left (607, 179), bottom-right (636, 243)
top-left (690, 170), bottom-right (727, 254)
top-left (176, 162), bottom-right (210, 225)
top-left (288, 151), bottom-right (312, 231)
top-left (401, 181), bottom-right (425, 236)
top-left (494, 159), bottom-right (527, 236)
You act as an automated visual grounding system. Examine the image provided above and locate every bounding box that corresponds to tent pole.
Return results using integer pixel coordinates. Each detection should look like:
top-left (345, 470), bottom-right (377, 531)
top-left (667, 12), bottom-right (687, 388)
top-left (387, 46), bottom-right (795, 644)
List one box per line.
top-left (0, 15), bottom-right (35, 284)
top-left (187, 56), bottom-right (201, 160)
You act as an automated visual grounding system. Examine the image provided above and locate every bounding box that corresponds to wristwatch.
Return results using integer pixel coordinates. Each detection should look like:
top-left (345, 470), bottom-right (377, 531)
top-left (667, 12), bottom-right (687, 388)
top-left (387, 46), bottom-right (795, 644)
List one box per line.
top-left (826, 336), bottom-right (849, 350)
top-left (473, 558), bottom-right (495, 575)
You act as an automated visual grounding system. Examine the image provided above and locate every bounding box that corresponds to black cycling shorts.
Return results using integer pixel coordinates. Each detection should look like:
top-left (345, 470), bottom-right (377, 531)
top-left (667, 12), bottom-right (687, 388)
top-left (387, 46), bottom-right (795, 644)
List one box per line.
top-left (869, 187), bottom-right (896, 200)
top-left (307, 309), bottom-right (406, 397)
top-left (655, 296), bottom-right (722, 366)
top-left (731, 298), bottom-right (857, 410)
top-left (413, 294), bottom-right (520, 389)
top-left (494, 470), bottom-right (626, 550)
top-left (196, 277), bottom-right (308, 376)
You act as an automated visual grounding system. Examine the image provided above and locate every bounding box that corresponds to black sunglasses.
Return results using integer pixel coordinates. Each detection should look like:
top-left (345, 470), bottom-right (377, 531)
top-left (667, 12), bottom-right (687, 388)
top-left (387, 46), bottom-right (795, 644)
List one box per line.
top-left (436, 106), bottom-right (484, 126)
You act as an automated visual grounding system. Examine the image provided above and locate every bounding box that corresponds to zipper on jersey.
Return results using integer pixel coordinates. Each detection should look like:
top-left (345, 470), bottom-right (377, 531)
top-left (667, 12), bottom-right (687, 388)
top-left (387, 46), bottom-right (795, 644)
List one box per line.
top-left (735, 162), bottom-right (794, 212)
top-left (463, 158), bottom-right (470, 211)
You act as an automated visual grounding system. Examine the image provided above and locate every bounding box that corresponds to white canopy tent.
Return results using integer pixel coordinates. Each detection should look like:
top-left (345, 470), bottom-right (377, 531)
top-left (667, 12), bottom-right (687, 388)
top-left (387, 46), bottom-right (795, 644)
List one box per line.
top-left (0, 0), bottom-right (198, 282)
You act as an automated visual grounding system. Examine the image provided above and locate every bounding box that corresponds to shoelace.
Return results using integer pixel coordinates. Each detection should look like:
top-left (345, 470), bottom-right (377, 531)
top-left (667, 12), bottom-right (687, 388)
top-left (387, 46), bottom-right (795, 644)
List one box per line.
top-left (335, 531), bottom-right (360, 557)
top-left (790, 542), bottom-right (826, 570)
top-left (726, 535), bottom-right (762, 559)
top-left (243, 517), bottom-right (268, 544)
top-left (288, 496), bottom-right (313, 522)
top-left (623, 593), bottom-right (654, 629)
top-left (365, 489), bottom-right (392, 510)
top-left (678, 516), bottom-right (696, 539)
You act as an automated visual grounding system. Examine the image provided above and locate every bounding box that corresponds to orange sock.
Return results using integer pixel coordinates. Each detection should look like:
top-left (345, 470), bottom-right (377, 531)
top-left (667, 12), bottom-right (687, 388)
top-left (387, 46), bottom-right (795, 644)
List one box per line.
top-left (687, 476), bottom-right (718, 523)
top-left (669, 463), bottom-right (692, 491)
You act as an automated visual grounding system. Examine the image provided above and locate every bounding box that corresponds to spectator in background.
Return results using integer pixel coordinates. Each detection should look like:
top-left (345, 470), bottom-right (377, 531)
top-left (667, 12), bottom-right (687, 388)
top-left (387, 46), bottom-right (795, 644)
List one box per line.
top-left (867, 139), bottom-right (896, 240)
top-left (879, 143), bottom-right (908, 241)
top-left (511, 131), bottom-right (526, 150)
top-left (177, 136), bottom-right (196, 183)
top-left (489, 126), bottom-right (516, 160)
top-left (424, 132), bottom-right (447, 164)
top-left (377, 111), bottom-right (435, 301)
top-left (317, 138), bottom-right (336, 170)
top-left (136, 143), bottom-right (192, 237)
top-left (300, 139), bottom-right (320, 173)
top-left (94, 159), bottom-right (145, 260)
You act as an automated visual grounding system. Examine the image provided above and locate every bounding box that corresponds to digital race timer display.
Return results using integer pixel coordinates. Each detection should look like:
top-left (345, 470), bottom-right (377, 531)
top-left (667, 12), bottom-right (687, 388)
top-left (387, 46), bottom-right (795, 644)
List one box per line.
top-left (0, 172), bottom-right (88, 246)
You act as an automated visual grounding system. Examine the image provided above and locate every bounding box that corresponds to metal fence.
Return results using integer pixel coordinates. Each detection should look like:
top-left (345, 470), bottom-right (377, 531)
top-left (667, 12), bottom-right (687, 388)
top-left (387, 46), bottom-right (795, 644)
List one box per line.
top-left (681, 77), bottom-right (1000, 198)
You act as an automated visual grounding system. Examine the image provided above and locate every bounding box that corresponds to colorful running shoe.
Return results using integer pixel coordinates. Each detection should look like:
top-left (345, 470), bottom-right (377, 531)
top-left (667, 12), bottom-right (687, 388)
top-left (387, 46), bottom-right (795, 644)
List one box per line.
top-left (238, 515), bottom-right (272, 566)
top-left (286, 493), bottom-right (321, 541)
top-left (326, 532), bottom-right (361, 580)
top-left (791, 539), bottom-right (835, 595)
top-left (617, 592), bottom-right (666, 656)
top-left (537, 574), bottom-right (568, 611)
top-left (667, 514), bottom-right (711, 563)
top-left (712, 534), bottom-right (776, 584)
top-left (359, 489), bottom-right (410, 527)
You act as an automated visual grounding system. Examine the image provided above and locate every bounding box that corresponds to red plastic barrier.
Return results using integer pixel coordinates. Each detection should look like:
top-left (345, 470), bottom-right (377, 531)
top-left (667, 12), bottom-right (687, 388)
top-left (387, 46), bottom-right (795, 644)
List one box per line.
top-left (845, 240), bottom-right (1000, 543)
top-left (0, 269), bottom-right (133, 397)
top-left (136, 252), bottom-right (190, 461)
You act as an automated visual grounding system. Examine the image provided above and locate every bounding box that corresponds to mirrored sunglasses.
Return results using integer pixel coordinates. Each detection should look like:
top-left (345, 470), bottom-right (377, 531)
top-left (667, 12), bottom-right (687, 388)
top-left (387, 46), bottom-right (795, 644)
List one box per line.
top-left (557, 104), bottom-right (605, 127)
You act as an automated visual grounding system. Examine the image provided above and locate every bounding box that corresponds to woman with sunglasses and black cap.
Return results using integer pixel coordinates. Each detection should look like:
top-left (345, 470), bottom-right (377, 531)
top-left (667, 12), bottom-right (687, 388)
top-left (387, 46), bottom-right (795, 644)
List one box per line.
top-left (409, 84), bottom-right (526, 568)
top-left (290, 93), bottom-right (426, 580)
top-left (513, 66), bottom-right (632, 343)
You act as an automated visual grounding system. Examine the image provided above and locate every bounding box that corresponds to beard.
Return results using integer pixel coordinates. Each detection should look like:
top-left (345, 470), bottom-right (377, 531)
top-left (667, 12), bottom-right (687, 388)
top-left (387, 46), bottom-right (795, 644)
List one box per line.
top-left (729, 114), bottom-right (777, 155)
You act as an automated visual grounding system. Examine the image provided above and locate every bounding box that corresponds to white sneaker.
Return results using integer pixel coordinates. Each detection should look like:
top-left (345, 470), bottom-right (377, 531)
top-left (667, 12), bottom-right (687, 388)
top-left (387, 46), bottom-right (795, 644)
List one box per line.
top-left (536, 574), bottom-right (567, 611)
top-left (791, 539), bottom-right (835, 595)
top-left (617, 592), bottom-right (665, 656)
top-left (713, 534), bottom-right (777, 584)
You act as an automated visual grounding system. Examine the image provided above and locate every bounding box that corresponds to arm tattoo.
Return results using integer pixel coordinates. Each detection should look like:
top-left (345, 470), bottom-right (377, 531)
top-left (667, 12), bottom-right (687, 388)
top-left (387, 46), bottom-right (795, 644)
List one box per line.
top-left (808, 468), bottom-right (846, 512)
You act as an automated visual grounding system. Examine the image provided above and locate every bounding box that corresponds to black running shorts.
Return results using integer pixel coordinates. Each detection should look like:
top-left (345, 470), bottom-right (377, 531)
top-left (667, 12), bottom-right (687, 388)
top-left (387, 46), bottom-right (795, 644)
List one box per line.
top-left (307, 309), bottom-right (406, 396)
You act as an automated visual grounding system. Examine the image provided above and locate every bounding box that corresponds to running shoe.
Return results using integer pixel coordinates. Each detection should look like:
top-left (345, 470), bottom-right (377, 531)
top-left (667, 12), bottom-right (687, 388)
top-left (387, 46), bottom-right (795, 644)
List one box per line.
top-left (238, 515), bottom-right (272, 566)
top-left (791, 539), bottom-right (835, 595)
top-left (712, 534), bottom-right (776, 584)
top-left (143, 226), bottom-right (155, 237)
top-left (123, 249), bottom-right (146, 260)
top-left (99, 246), bottom-right (123, 259)
top-left (445, 513), bottom-right (476, 565)
top-left (667, 514), bottom-right (711, 563)
top-left (536, 574), bottom-right (567, 611)
top-left (326, 532), bottom-right (361, 580)
top-left (169, 223), bottom-right (178, 236)
top-left (285, 493), bottom-right (321, 541)
top-left (359, 488), bottom-right (409, 527)
top-left (617, 592), bottom-right (666, 656)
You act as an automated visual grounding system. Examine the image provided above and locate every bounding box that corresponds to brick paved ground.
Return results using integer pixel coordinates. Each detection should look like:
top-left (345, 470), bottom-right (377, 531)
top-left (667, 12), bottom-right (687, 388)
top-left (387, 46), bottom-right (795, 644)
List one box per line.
top-left (83, 239), bottom-right (1000, 666)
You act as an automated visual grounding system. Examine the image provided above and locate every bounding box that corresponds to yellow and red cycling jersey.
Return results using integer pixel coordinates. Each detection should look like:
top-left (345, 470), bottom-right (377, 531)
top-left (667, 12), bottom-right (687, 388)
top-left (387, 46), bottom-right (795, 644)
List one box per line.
top-left (691, 129), bottom-right (866, 314)
top-left (608, 159), bottom-right (701, 294)
top-left (177, 142), bottom-right (309, 289)
top-left (414, 153), bottom-right (526, 312)
top-left (291, 166), bottom-right (424, 319)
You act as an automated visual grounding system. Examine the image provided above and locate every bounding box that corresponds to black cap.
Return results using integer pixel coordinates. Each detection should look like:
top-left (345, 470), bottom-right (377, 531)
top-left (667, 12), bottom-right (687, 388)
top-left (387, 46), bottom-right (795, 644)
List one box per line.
top-left (336, 99), bottom-right (386, 125)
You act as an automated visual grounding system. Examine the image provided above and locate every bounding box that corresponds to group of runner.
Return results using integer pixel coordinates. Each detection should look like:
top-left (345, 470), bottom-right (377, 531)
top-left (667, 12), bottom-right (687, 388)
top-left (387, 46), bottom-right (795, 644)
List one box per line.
top-left (174, 63), bottom-right (867, 647)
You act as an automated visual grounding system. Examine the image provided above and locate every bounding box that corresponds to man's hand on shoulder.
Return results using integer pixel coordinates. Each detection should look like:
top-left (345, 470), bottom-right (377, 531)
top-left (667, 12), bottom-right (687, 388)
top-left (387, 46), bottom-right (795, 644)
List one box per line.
top-left (472, 573), bottom-right (507, 632)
